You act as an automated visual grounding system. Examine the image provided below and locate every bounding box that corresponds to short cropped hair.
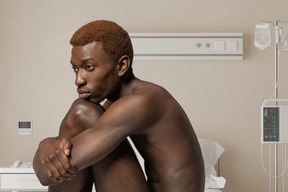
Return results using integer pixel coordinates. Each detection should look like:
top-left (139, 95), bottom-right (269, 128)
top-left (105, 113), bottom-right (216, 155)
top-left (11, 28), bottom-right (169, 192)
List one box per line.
top-left (70, 20), bottom-right (133, 65)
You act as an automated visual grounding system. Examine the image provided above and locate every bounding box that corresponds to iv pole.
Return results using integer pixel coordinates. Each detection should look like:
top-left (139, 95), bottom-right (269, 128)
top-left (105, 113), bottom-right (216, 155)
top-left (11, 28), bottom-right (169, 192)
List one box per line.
top-left (270, 19), bottom-right (288, 192)
top-left (259, 19), bottom-right (288, 192)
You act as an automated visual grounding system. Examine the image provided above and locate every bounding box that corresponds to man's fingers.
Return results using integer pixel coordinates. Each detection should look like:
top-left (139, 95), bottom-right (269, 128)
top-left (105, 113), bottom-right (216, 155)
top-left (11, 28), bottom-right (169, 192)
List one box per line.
top-left (45, 166), bottom-right (60, 183)
top-left (44, 157), bottom-right (67, 183)
top-left (45, 153), bottom-right (74, 181)
top-left (54, 149), bottom-right (78, 175)
top-left (66, 165), bottom-right (78, 175)
top-left (60, 138), bottom-right (78, 173)
top-left (61, 138), bottom-right (73, 157)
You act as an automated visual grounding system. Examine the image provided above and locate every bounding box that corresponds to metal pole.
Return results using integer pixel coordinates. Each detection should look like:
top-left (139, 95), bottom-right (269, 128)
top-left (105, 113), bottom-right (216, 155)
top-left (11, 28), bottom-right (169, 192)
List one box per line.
top-left (274, 20), bottom-right (279, 192)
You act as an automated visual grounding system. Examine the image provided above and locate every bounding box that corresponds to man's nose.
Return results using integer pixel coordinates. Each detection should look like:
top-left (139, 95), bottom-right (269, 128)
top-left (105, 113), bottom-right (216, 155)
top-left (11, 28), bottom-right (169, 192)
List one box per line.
top-left (75, 70), bottom-right (86, 87)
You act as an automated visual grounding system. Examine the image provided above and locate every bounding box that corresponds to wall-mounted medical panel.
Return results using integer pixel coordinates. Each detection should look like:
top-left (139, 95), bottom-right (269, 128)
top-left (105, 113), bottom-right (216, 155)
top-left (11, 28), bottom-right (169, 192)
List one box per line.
top-left (129, 33), bottom-right (243, 60)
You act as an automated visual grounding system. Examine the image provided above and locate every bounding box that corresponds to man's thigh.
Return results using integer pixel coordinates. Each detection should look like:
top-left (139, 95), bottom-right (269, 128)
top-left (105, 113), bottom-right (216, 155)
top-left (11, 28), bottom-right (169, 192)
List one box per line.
top-left (48, 168), bottom-right (93, 192)
top-left (92, 139), bottom-right (148, 192)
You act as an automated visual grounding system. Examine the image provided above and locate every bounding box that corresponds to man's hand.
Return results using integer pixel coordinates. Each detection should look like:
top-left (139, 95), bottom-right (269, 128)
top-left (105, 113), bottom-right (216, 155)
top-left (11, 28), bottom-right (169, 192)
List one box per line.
top-left (33, 137), bottom-right (78, 185)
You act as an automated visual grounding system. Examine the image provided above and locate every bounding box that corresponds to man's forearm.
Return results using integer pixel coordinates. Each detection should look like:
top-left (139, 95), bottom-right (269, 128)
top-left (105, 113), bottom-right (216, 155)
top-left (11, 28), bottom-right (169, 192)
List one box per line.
top-left (69, 127), bottom-right (123, 171)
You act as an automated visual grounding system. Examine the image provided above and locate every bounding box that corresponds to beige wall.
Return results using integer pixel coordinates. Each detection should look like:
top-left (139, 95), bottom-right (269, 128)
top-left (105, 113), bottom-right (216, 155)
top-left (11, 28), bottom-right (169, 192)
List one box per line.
top-left (1, 0), bottom-right (288, 191)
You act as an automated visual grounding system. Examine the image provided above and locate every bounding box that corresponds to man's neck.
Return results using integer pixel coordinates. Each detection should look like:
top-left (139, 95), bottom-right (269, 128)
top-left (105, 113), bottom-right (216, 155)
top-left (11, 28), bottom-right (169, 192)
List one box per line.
top-left (118, 76), bottom-right (137, 98)
top-left (106, 76), bottom-right (137, 102)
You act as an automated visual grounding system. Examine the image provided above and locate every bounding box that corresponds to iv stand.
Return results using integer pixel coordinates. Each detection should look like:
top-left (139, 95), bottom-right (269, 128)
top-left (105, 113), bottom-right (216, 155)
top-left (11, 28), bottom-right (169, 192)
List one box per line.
top-left (261, 19), bottom-right (285, 192)
top-left (258, 19), bottom-right (288, 192)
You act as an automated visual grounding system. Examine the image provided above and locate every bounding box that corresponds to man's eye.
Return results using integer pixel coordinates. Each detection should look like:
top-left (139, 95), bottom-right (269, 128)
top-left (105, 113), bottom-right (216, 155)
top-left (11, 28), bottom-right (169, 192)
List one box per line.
top-left (86, 65), bottom-right (94, 71)
top-left (72, 66), bottom-right (78, 72)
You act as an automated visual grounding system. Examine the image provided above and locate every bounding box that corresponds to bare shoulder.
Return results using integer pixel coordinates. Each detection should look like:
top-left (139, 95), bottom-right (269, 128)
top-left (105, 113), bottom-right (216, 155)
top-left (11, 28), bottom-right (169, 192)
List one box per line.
top-left (113, 81), bottom-right (168, 113)
top-left (132, 80), bottom-right (172, 108)
top-left (101, 81), bottom-right (171, 134)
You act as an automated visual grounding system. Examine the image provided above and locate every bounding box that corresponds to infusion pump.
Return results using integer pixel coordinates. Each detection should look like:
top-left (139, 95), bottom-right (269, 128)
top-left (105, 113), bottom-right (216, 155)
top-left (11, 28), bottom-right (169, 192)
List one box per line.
top-left (261, 99), bottom-right (288, 143)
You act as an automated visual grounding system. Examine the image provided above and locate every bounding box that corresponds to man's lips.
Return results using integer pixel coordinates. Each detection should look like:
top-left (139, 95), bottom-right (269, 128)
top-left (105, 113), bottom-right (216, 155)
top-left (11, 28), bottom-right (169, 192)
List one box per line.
top-left (77, 89), bottom-right (91, 99)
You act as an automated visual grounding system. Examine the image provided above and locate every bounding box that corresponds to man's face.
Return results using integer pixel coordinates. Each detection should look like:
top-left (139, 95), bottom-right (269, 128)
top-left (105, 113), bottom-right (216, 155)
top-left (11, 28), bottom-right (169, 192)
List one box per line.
top-left (70, 42), bottom-right (118, 104)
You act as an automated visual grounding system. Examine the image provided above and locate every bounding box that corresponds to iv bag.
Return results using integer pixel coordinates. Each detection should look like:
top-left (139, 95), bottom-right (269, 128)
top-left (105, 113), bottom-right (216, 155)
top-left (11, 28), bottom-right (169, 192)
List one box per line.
top-left (254, 23), bottom-right (271, 50)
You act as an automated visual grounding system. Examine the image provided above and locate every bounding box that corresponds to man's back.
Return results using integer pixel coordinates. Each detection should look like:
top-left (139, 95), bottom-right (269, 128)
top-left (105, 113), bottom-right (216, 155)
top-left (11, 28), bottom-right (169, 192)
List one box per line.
top-left (126, 79), bottom-right (205, 191)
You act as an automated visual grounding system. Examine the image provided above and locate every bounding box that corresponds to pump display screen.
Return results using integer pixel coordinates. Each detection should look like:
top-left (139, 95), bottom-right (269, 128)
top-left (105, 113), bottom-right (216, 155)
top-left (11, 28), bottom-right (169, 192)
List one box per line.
top-left (263, 107), bottom-right (279, 142)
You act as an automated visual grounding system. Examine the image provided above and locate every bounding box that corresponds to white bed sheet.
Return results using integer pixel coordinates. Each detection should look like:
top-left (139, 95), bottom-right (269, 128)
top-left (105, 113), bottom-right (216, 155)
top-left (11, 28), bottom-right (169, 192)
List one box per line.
top-left (205, 189), bottom-right (223, 192)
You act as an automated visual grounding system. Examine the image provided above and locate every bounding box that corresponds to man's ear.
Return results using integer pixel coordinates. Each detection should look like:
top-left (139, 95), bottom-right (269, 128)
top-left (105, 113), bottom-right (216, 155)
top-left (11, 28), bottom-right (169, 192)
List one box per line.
top-left (117, 55), bottom-right (131, 77)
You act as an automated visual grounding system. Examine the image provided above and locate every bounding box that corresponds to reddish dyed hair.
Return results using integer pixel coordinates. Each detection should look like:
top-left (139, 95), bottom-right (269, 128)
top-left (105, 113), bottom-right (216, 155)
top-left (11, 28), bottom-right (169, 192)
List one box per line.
top-left (70, 20), bottom-right (134, 65)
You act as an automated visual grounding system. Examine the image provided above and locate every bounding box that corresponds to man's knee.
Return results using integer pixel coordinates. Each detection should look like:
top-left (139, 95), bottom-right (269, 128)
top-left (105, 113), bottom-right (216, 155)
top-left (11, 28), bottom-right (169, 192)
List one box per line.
top-left (59, 99), bottom-right (104, 138)
top-left (70, 99), bottom-right (104, 127)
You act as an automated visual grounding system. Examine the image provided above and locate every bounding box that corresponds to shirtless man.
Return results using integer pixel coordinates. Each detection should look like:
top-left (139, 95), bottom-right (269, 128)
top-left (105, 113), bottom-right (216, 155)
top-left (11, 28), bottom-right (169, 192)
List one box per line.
top-left (33, 20), bottom-right (205, 192)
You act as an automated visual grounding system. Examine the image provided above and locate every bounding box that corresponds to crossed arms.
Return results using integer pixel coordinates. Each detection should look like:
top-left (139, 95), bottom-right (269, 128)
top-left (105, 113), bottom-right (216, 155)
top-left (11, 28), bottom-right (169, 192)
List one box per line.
top-left (33, 97), bottom-right (152, 187)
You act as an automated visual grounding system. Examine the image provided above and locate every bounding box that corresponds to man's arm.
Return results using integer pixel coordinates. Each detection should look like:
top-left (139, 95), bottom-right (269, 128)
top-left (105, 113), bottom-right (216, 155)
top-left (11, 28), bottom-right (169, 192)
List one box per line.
top-left (69, 95), bottom-right (158, 170)
top-left (35, 94), bottom-right (154, 174)
top-left (34, 98), bottom-right (149, 191)
top-left (35, 94), bottom-right (158, 176)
